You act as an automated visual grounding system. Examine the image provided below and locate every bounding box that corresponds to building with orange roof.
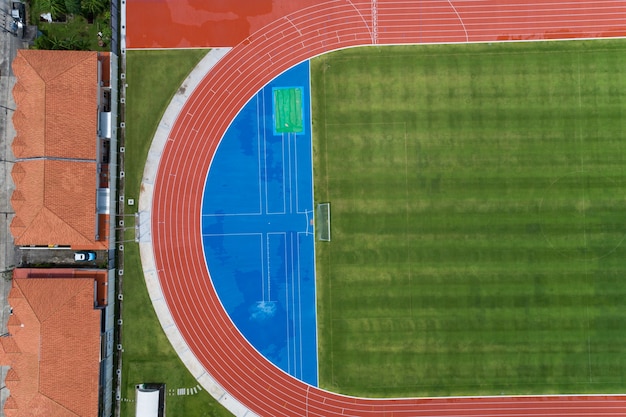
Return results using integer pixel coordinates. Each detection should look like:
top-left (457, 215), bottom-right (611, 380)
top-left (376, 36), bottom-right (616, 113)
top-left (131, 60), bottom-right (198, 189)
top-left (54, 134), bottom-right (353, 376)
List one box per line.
top-left (0, 268), bottom-right (115, 416)
top-left (10, 50), bottom-right (113, 250)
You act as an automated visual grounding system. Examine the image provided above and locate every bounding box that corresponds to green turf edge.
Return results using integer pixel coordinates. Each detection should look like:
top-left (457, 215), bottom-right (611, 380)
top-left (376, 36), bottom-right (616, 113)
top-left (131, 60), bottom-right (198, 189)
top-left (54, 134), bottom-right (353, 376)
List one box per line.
top-left (121, 49), bottom-right (233, 417)
top-left (311, 54), bottom-right (334, 392)
top-left (312, 40), bottom-right (626, 398)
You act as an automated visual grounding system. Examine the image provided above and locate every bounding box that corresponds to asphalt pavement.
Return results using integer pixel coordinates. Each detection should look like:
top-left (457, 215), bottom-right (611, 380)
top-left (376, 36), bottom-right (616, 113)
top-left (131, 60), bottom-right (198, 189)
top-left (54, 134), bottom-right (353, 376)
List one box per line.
top-left (0, 0), bottom-right (30, 412)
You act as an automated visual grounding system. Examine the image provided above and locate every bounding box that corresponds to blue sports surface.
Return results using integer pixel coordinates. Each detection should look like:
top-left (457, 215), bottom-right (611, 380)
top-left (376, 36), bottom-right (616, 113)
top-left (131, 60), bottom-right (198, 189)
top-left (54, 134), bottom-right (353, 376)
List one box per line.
top-left (201, 61), bottom-right (317, 385)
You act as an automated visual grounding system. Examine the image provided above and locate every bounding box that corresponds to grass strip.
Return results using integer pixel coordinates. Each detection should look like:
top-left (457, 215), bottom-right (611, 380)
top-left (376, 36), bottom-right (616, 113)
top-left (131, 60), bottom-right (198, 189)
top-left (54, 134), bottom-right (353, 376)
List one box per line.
top-left (121, 49), bottom-right (232, 417)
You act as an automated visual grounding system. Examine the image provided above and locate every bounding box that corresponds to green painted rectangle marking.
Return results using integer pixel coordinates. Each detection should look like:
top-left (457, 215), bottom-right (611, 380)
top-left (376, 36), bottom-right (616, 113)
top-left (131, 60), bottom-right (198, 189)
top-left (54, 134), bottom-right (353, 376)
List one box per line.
top-left (273, 87), bottom-right (304, 134)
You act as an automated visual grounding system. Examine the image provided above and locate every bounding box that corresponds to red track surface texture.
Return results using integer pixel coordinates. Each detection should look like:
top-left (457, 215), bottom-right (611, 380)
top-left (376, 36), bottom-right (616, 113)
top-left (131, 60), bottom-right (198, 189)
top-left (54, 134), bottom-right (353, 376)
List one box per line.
top-left (151, 1), bottom-right (626, 416)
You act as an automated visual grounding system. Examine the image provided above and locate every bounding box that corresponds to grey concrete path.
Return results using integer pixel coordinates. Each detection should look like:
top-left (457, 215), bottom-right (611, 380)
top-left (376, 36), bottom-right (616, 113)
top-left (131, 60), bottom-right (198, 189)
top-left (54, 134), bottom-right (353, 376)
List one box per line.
top-left (137, 47), bottom-right (259, 417)
top-left (0, 1), bottom-right (29, 413)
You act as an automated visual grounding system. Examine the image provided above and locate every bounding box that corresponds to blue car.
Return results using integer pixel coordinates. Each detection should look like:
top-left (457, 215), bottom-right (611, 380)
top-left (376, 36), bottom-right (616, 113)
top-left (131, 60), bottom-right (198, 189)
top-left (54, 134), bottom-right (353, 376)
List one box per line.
top-left (74, 251), bottom-right (96, 262)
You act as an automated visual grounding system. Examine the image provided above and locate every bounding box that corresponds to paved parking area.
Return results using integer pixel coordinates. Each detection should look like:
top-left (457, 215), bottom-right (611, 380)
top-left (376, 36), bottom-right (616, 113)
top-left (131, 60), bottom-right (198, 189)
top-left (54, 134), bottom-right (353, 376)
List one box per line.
top-left (17, 248), bottom-right (108, 268)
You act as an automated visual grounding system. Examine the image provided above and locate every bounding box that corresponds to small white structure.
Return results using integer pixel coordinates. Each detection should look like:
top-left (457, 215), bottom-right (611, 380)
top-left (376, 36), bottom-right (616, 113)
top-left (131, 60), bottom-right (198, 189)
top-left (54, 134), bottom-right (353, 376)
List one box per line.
top-left (135, 384), bottom-right (164, 417)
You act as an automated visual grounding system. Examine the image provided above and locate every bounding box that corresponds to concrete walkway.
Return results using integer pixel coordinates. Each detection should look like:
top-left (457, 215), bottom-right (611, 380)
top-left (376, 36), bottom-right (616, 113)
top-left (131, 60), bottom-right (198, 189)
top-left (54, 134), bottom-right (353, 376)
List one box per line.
top-left (137, 47), bottom-right (259, 417)
top-left (0, 4), bottom-right (31, 413)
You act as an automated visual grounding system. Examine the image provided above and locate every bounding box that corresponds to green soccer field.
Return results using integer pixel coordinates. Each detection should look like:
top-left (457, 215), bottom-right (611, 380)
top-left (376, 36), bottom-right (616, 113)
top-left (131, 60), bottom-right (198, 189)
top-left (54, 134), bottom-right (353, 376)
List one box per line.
top-left (312, 40), bottom-right (626, 398)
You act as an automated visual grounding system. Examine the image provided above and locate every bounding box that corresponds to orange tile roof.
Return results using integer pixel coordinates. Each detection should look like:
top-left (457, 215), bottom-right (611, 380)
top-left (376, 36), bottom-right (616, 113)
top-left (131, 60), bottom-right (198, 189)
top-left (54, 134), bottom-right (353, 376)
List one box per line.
top-left (10, 160), bottom-right (103, 249)
top-left (10, 50), bottom-right (107, 250)
top-left (99, 53), bottom-right (111, 87)
top-left (12, 268), bottom-right (109, 307)
top-left (11, 50), bottom-right (97, 160)
top-left (0, 274), bottom-right (101, 417)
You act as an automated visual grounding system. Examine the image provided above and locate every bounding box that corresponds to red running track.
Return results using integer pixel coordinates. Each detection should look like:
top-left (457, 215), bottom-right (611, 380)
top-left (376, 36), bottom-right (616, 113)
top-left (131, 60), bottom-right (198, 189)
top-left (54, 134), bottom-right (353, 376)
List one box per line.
top-left (151, 1), bottom-right (626, 416)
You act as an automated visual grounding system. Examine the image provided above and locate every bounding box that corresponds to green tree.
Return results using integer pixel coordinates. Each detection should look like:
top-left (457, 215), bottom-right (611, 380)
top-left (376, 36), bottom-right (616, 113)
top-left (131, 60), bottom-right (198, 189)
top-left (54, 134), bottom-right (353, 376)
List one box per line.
top-left (64, 0), bottom-right (82, 15)
top-left (40, 0), bottom-right (67, 20)
top-left (81, 0), bottom-right (108, 18)
top-left (34, 33), bottom-right (89, 50)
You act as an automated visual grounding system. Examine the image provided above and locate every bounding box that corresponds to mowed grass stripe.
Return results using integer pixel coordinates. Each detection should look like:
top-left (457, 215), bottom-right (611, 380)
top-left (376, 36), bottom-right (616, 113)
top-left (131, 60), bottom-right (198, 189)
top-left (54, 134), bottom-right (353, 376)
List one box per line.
top-left (312, 41), bottom-right (626, 398)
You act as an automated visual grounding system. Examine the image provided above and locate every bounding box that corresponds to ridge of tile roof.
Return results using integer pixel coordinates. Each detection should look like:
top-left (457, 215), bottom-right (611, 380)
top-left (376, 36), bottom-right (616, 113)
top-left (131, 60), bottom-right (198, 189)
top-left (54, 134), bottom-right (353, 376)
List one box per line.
top-left (5, 368), bottom-right (19, 382)
top-left (4, 396), bottom-right (17, 409)
top-left (0, 336), bottom-right (20, 354)
top-left (7, 285), bottom-right (24, 301)
top-left (16, 278), bottom-right (87, 323)
top-left (7, 312), bottom-right (21, 328)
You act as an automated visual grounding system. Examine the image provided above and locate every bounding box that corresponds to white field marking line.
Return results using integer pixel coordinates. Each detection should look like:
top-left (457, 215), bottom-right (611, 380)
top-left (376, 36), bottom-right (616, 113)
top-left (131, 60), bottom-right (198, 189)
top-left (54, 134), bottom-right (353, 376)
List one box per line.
top-left (367, 408), bottom-right (626, 414)
top-left (345, 0), bottom-right (374, 43)
top-left (296, 232), bottom-right (304, 378)
top-left (288, 132), bottom-right (294, 214)
top-left (380, 19), bottom-right (626, 32)
top-left (267, 232), bottom-right (286, 303)
top-left (284, 15), bottom-right (302, 36)
top-left (585, 302), bottom-right (593, 382)
top-left (372, 0), bottom-right (378, 44)
top-left (201, 232), bottom-right (263, 237)
top-left (303, 210), bottom-right (314, 236)
top-left (577, 53), bottom-right (593, 383)
top-left (304, 210), bottom-right (310, 235)
top-left (327, 204), bottom-right (331, 241)
top-left (378, 35), bottom-right (626, 46)
top-left (284, 232), bottom-right (291, 375)
top-left (283, 232), bottom-right (295, 375)
top-left (307, 58), bottom-right (319, 385)
top-left (322, 56), bottom-right (336, 386)
top-left (381, 4), bottom-right (626, 15)
top-left (577, 53), bottom-right (587, 251)
top-left (261, 230), bottom-right (266, 302)
top-left (290, 232), bottom-right (297, 376)
top-left (202, 212), bottom-right (268, 217)
top-left (406, 4), bottom-right (626, 14)
top-left (305, 385), bottom-right (310, 417)
top-left (258, 92), bottom-right (265, 214)
top-left (327, 46), bottom-right (626, 63)
top-left (385, 0), bottom-right (622, 8)
top-left (279, 131), bottom-right (287, 214)
top-left (403, 123), bottom-right (412, 316)
top-left (377, 24), bottom-right (626, 38)
top-left (294, 132), bottom-right (301, 214)
top-left (263, 91), bottom-right (270, 215)
top-left (281, 131), bottom-right (287, 214)
top-left (267, 233), bottom-right (275, 304)
top-left (446, 0), bottom-right (469, 42)
top-left (379, 16), bottom-right (626, 26)
top-left (326, 121), bottom-right (407, 126)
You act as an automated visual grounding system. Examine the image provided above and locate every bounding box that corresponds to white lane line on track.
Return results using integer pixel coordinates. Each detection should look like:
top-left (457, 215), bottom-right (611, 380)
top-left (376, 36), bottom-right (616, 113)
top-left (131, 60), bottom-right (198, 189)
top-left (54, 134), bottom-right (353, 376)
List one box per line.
top-left (446, 0), bottom-right (470, 41)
